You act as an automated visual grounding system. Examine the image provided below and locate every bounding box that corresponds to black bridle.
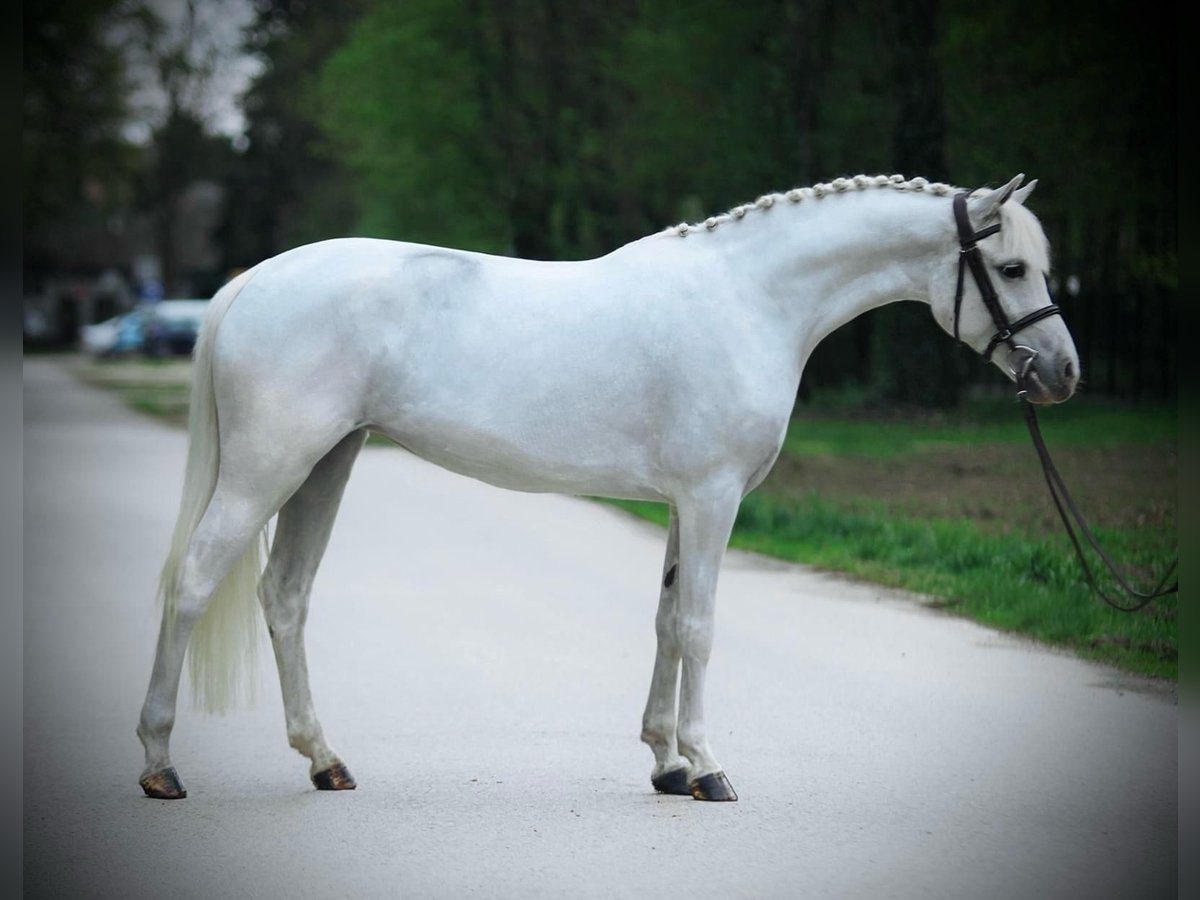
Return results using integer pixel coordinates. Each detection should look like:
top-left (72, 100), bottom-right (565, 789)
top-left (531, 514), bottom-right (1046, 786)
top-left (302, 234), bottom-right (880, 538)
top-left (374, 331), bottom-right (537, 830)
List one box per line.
top-left (952, 191), bottom-right (1061, 373)
top-left (951, 191), bottom-right (1177, 611)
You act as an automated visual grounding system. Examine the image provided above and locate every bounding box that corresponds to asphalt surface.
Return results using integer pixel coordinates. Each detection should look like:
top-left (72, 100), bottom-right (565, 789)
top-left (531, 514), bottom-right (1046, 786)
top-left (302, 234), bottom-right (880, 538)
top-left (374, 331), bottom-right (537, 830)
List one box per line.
top-left (23, 357), bottom-right (1178, 899)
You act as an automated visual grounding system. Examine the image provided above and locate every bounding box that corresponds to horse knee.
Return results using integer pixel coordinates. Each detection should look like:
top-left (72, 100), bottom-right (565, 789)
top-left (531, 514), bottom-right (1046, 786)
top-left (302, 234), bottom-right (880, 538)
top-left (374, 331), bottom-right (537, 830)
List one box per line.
top-left (676, 619), bottom-right (714, 662)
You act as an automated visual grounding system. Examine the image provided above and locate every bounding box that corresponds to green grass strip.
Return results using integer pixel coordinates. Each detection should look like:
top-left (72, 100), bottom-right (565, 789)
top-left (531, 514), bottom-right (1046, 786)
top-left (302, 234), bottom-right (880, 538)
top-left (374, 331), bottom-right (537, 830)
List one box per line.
top-left (606, 493), bottom-right (1177, 679)
top-left (783, 398), bottom-right (1176, 458)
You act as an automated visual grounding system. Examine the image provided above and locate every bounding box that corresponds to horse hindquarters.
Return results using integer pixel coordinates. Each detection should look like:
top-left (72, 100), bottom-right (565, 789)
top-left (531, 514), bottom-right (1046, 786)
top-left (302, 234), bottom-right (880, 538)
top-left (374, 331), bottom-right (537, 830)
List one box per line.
top-left (137, 265), bottom-right (359, 799)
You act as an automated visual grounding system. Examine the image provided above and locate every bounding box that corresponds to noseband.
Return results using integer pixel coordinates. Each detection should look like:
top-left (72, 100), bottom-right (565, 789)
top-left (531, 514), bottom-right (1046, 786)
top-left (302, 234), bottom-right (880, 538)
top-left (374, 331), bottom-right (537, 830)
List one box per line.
top-left (952, 192), bottom-right (1061, 380)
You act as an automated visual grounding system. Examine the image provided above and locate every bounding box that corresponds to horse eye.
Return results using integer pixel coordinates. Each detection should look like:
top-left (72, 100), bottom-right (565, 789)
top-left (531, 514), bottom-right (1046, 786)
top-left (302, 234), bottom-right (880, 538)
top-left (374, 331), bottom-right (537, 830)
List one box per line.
top-left (1000, 262), bottom-right (1026, 279)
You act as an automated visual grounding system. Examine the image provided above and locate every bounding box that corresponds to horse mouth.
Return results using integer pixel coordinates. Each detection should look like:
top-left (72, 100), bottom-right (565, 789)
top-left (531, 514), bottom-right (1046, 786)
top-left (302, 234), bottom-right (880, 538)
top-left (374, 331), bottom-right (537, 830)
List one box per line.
top-left (1002, 345), bottom-right (1076, 404)
top-left (1020, 365), bottom-right (1075, 405)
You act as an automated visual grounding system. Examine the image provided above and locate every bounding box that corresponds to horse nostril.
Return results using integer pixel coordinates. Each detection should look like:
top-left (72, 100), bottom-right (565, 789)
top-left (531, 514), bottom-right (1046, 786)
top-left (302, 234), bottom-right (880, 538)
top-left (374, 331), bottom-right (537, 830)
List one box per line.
top-left (1064, 360), bottom-right (1076, 382)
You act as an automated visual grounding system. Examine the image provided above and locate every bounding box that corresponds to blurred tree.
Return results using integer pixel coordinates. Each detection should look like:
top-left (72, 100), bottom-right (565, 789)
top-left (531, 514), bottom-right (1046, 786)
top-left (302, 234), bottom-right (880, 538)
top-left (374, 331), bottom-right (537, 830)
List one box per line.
top-left (609, 1), bottom-right (828, 231)
top-left (315, 0), bottom-right (648, 259)
top-left (23, 0), bottom-right (141, 272)
top-left (217, 0), bottom-right (368, 271)
top-left (458, 0), bottom-right (639, 258)
top-left (870, 0), bottom-right (965, 408)
top-left (137, 106), bottom-right (234, 295)
top-left (316, 0), bottom-right (847, 258)
top-left (125, 0), bottom-right (245, 294)
top-left (313, 0), bottom-right (508, 253)
top-left (943, 0), bottom-right (1176, 399)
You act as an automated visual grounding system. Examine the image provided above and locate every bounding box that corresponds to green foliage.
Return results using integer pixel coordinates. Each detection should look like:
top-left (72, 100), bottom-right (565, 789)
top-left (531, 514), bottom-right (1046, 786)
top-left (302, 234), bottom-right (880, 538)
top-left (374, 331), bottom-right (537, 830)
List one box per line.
top-left (219, 0), bottom-right (368, 267)
top-left (311, 0), bottom-right (913, 257)
top-left (315, 0), bottom-right (507, 251)
top-left (740, 493), bottom-right (1175, 678)
top-left (783, 397), bottom-right (1177, 457)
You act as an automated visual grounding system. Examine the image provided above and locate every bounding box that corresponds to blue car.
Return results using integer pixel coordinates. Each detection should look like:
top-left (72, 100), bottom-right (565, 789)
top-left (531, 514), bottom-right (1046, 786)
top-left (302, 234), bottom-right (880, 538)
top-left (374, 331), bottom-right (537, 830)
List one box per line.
top-left (80, 308), bottom-right (147, 356)
top-left (142, 300), bottom-right (210, 357)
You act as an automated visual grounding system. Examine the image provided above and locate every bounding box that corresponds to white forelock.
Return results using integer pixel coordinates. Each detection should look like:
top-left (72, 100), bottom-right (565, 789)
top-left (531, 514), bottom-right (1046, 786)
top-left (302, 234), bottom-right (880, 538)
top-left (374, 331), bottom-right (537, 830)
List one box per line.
top-left (993, 195), bottom-right (1052, 274)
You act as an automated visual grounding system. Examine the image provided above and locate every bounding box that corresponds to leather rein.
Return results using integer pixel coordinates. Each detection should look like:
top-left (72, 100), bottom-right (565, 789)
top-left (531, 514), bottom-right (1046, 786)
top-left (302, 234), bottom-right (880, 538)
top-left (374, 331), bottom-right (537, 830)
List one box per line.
top-left (951, 192), bottom-right (1177, 612)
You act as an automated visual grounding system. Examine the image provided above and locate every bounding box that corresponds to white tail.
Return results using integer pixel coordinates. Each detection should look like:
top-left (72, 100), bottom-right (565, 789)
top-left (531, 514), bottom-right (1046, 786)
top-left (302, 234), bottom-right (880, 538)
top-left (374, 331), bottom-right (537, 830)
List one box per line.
top-left (158, 267), bottom-right (267, 713)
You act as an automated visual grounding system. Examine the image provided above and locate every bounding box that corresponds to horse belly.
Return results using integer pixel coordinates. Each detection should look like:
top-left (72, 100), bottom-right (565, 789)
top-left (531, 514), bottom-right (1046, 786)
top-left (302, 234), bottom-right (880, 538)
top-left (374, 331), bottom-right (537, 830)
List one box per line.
top-left (363, 308), bottom-right (792, 501)
top-left (374, 410), bottom-right (667, 500)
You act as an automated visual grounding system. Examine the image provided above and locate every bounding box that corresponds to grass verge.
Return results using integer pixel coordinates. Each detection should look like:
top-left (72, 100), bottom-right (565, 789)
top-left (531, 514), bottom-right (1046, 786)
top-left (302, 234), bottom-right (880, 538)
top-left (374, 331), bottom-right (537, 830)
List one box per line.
top-left (607, 485), bottom-right (1177, 680)
top-left (68, 356), bottom-right (193, 425)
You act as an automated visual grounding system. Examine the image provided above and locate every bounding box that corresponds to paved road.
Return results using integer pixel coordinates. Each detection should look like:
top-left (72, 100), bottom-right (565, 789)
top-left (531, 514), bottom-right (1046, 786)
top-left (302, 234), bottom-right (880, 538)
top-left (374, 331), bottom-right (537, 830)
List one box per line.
top-left (23, 357), bottom-right (1177, 899)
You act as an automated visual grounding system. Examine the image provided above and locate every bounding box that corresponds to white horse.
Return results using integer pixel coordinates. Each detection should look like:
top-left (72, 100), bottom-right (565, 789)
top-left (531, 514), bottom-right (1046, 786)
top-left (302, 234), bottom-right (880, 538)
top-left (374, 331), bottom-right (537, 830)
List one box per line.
top-left (137, 173), bottom-right (1079, 801)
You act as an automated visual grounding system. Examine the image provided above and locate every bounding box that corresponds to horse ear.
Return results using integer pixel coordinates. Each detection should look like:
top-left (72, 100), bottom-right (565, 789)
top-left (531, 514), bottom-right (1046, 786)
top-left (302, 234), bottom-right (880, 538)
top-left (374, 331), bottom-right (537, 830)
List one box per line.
top-left (968, 174), bottom-right (1025, 221)
top-left (1011, 178), bottom-right (1038, 205)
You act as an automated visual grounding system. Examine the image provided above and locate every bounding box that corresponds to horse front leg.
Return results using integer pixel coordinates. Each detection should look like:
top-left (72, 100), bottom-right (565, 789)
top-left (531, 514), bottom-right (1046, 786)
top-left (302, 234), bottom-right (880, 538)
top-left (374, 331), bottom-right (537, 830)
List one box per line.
top-left (673, 489), bottom-right (741, 801)
top-left (640, 507), bottom-right (691, 795)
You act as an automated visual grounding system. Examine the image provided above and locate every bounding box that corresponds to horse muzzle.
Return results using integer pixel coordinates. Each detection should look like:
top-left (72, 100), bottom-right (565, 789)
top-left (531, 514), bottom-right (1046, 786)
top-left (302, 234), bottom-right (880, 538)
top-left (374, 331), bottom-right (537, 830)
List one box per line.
top-left (1008, 345), bottom-right (1078, 404)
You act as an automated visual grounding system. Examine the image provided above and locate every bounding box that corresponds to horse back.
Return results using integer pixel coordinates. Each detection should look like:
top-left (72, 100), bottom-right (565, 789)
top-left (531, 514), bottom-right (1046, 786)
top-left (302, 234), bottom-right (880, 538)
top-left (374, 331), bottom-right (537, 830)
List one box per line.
top-left (209, 237), bottom-right (796, 499)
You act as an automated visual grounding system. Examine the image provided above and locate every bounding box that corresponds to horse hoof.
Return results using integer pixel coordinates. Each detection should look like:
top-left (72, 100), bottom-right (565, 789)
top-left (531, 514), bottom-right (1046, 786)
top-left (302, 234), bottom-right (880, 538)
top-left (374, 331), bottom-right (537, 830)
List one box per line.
top-left (651, 766), bottom-right (691, 795)
top-left (312, 762), bottom-right (357, 791)
top-left (140, 767), bottom-right (187, 800)
top-left (689, 771), bottom-right (738, 802)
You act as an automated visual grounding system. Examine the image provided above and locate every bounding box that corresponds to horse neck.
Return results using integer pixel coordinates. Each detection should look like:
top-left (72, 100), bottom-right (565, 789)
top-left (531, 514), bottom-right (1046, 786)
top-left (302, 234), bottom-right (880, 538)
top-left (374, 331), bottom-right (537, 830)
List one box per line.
top-left (711, 189), bottom-right (952, 356)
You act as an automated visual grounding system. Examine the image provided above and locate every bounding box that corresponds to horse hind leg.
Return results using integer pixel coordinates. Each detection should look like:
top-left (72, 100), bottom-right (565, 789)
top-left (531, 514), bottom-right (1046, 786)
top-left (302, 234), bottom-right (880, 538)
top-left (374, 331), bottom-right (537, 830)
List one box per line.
top-left (138, 470), bottom-right (303, 798)
top-left (258, 430), bottom-right (366, 791)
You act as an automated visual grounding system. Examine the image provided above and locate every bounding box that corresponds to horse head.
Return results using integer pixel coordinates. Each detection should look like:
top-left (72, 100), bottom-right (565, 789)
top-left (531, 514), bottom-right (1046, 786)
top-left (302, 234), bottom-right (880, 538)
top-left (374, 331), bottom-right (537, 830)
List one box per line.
top-left (930, 175), bottom-right (1080, 404)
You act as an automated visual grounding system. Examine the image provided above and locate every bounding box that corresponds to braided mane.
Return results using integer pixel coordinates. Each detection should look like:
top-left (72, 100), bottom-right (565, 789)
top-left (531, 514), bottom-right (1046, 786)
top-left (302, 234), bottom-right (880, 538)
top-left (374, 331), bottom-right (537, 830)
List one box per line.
top-left (662, 172), bottom-right (1049, 272)
top-left (662, 174), bottom-right (957, 237)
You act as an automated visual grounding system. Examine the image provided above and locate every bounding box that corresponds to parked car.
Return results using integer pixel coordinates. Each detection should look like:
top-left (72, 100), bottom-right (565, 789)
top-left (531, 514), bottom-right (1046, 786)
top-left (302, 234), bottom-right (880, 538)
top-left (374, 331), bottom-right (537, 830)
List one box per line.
top-left (142, 300), bottom-right (210, 357)
top-left (80, 308), bottom-right (148, 356)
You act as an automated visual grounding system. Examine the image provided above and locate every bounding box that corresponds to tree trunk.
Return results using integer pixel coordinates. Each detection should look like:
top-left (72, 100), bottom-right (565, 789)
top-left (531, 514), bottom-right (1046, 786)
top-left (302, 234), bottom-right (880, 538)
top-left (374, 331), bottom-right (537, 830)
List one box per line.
top-left (875, 0), bottom-right (963, 408)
